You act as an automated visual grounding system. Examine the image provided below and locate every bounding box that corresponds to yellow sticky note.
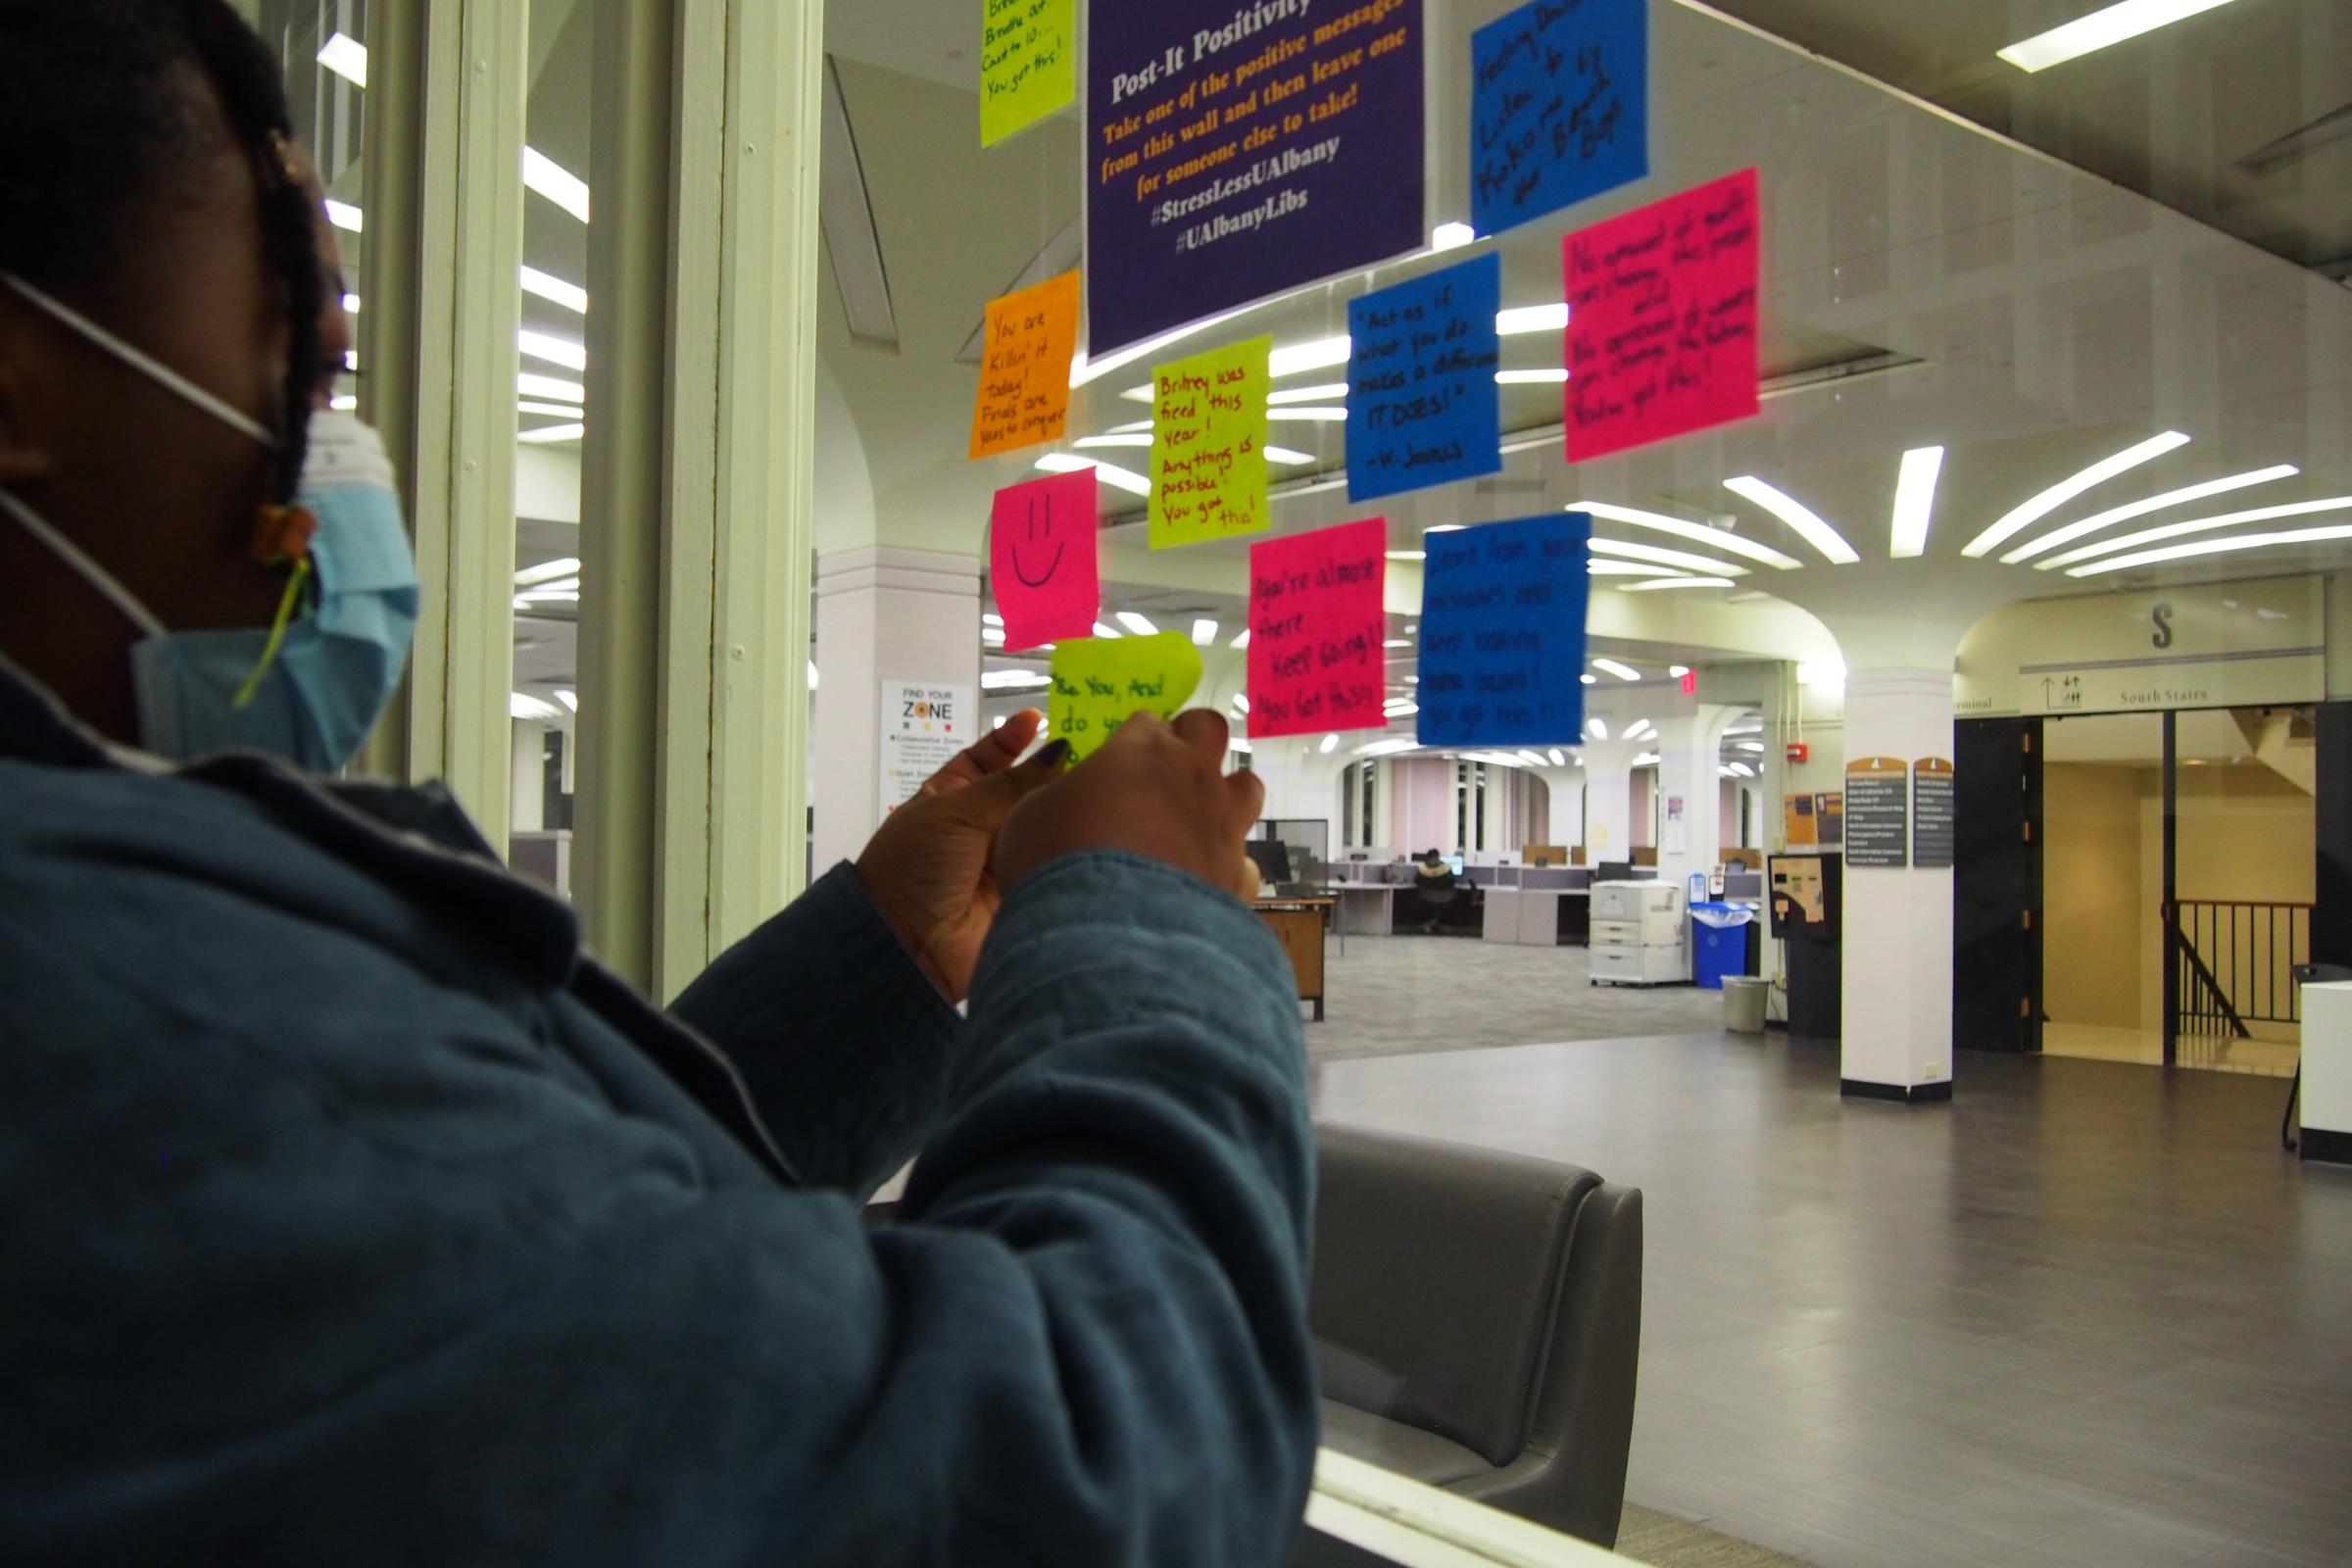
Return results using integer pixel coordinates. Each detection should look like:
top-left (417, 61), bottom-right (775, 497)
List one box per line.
top-left (969, 270), bottom-right (1081, 460)
top-left (1049, 632), bottom-right (1204, 761)
top-left (1150, 335), bottom-right (1271, 551)
top-left (981, 0), bottom-right (1076, 147)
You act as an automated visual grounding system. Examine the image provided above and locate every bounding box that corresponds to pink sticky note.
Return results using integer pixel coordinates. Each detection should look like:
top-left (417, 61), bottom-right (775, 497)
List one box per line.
top-left (1563, 168), bottom-right (1761, 462)
top-left (1248, 517), bottom-right (1389, 740)
top-left (991, 470), bottom-right (1100, 652)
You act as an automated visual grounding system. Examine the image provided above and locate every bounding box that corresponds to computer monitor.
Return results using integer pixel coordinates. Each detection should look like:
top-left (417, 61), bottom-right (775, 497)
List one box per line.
top-left (1245, 841), bottom-right (1291, 889)
top-left (1446, 855), bottom-right (1466, 876)
top-left (1596, 860), bottom-right (1635, 882)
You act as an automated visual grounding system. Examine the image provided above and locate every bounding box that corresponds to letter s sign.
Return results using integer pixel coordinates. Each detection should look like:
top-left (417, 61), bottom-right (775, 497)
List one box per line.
top-left (2151, 603), bottom-right (2174, 650)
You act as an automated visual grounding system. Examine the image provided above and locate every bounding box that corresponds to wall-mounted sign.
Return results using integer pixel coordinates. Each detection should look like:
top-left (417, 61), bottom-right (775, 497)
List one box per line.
top-left (1956, 576), bottom-right (2324, 717)
top-left (1844, 760), bottom-right (1908, 867)
top-left (879, 682), bottom-right (975, 815)
top-left (1913, 758), bottom-right (1955, 870)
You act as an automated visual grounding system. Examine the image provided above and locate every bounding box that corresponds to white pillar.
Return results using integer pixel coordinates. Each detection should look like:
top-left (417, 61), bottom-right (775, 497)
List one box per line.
top-left (1657, 705), bottom-right (1742, 887)
top-left (1839, 667), bottom-right (1955, 1102)
top-left (1578, 741), bottom-right (1642, 863)
top-left (1536, 766), bottom-right (1586, 847)
top-left (811, 548), bottom-right (983, 874)
top-left (509, 720), bottom-right (547, 834)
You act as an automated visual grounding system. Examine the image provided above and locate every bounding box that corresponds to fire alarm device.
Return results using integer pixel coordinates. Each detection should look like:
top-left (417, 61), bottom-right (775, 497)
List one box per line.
top-left (1786, 741), bottom-right (1810, 764)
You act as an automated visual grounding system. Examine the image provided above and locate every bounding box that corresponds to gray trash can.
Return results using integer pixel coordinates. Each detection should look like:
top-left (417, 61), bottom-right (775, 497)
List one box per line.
top-left (1723, 975), bottom-right (1771, 1033)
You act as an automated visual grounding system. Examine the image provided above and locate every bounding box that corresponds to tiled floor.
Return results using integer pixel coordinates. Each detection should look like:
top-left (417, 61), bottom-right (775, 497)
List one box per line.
top-left (1308, 1033), bottom-right (2352, 1568)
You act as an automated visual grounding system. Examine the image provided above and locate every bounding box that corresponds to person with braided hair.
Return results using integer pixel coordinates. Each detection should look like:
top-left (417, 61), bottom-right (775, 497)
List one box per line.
top-left (0, 3), bottom-right (1319, 1563)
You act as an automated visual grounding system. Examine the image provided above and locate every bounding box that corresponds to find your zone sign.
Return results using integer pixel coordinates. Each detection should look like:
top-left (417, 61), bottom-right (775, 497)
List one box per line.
top-left (879, 682), bottom-right (975, 816)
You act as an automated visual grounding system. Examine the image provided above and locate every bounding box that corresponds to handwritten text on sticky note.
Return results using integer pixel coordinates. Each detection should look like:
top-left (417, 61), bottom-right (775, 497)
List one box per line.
top-left (1348, 254), bottom-right (1502, 504)
top-left (1249, 518), bottom-right (1389, 739)
top-left (1049, 631), bottom-right (1203, 761)
top-left (990, 469), bottom-right (1099, 653)
top-left (1471, 0), bottom-right (1647, 236)
top-left (1150, 335), bottom-right (1271, 550)
top-left (982, 0), bottom-right (1075, 147)
top-left (1416, 514), bottom-right (1591, 748)
top-left (1564, 168), bottom-right (1759, 461)
top-left (969, 270), bottom-right (1081, 459)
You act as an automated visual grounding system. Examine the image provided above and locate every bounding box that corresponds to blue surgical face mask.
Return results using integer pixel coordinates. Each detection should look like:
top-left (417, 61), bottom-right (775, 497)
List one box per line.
top-left (0, 272), bottom-right (419, 772)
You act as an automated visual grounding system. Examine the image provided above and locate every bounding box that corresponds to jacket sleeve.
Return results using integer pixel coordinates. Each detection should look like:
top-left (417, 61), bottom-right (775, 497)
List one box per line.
top-left (667, 860), bottom-right (962, 1199)
top-left (0, 849), bottom-right (1318, 1567)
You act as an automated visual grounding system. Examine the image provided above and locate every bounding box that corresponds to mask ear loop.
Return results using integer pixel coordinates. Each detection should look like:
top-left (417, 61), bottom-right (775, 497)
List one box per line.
top-left (231, 504), bottom-right (318, 710)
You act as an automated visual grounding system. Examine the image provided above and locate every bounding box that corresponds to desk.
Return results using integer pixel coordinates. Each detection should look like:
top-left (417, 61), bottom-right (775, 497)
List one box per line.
top-left (1254, 899), bottom-right (1333, 1021)
top-left (1332, 885), bottom-right (1397, 937)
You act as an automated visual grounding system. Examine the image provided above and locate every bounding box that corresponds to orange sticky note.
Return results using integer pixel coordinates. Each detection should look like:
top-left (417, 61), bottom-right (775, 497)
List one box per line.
top-left (969, 270), bottom-right (1080, 460)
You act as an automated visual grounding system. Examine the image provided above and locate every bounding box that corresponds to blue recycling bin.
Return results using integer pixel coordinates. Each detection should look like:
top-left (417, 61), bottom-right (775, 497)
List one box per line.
top-left (1690, 903), bottom-right (1757, 991)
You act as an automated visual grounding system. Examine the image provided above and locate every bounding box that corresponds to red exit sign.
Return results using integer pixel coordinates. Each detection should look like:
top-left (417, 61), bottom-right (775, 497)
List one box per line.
top-left (1681, 669), bottom-right (1698, 696)
top-left (1787, 741), bottom-right (1811, 764)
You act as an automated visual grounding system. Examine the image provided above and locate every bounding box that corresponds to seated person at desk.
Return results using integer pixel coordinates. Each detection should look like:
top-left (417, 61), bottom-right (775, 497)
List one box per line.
top-left (1405, 849), bottom-right (1472, 935)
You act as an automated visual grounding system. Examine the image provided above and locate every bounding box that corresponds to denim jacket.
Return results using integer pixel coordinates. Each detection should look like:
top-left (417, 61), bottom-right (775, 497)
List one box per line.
top-left (0, 661), bottom-right (1316, 1565)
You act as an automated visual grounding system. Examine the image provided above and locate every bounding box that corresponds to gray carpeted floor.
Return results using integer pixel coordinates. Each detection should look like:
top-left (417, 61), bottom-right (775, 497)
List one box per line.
top-left (1306, 934), bottom-right (1734, 1062)
top-left (1618, 1503), bottom-right (1818, 1567)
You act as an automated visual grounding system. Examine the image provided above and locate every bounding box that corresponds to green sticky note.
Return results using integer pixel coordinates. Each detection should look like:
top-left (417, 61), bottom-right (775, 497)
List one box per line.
top-left (981, 0), bottom-right (1076, 147)
top-left (1150, 335), bottom-right (1272, 551)
top-left (1049, 632), bottom-right (1204, 761)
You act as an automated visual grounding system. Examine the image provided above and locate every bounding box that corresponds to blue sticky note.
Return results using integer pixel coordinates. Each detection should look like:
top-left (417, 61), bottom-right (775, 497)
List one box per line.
top-left (1348, 255), bottom-right (1503, 505)
top-left (1416, 514), bottom-right (1591, 748)
top-left (1470, 0), bottom-right (1648, 237)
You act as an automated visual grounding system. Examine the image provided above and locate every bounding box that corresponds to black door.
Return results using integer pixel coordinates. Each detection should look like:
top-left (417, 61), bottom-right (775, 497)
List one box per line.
top-left (1954, 718), bottom-right (2042, 1053)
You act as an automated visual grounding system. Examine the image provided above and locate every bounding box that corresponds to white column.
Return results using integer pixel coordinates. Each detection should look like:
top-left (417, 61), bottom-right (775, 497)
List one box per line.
top-left (1578, 741), bottom-right (1642, 863)
top-left (509, 721), bottom-right (546, 834)
top-left (1536, 766), bottom-right (1586, 847)
top-left (1656, 705), bottom-right (1743, 887)
top-left (1839, 667), bottom-right (1955, 1101)
top-left (811, 548), bottom-right (983, 874)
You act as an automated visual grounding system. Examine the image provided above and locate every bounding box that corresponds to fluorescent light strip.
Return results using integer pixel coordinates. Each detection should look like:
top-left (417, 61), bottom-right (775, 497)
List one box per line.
top-left (1092, 621), bottom-right (1124, 640)
top-left (522, 147), bottom-right (591, 222)
top-left (1192, 618), bottom-right (1219, 647)
top-left (2004, 465), bottom-right (2300, 564)
top-left (2069, 522), bottom-right (2352, 577)
top-left (1889, 446), bottom-right (1945, 560)
top-left (983, 670), bottom-right (1054, 690)
top-left (1587, 718), bottom-right (1610, 740)
top-left (1593, 660), bottom-right (1642, 682)
top-left (317, 30), bottom-right (368, 87)
top-left (1270, 338), bottom-right (1353, 377)
top-left (518, 330), bottom-right (587, 371)
top-left (1269, 383), bottom-right (1349, 405)
top-left (328, 394), bottom-right (359, 412)
top-left (1998, 0), bottom-right (2242, 73)
top-left (518, 399), bottom-right (586, 418)
top-left (1230, 628), bottom-right (1252, 650)
top-left (1073, 433), bottom-right (1154, 449)
top-left (1570, 501), bottom-right (1804, 570)
top-left (1588, 560), bottom-right (1672, 575)
top-left (1269, 408), bottom-right (1348, 422)
top-left (517, 422), bottom-right (585, 445)
top-left (519, 266), bottom-right (589, 314)
top-left (1723, 477), bottom-right (1860, 564)
top-left (519, 371), bottom-right (587, 404)
top-left (1589, 537), bottom-right (1749, 576)
top-left (1115, 612), bottom-right (1159, 636)
top-left (1960, 431), bottom-right (2190, 557)
top-left (1495, 368), bottom-right (1568, 384)
top-left (324, 199), bottom-right (364, 233)
top-left (1496, 304), bottom-right (1568, 335)
top-left (1620, 576), bottom-right (1739, 591)
top-left (1431, 222), bottom-right (1477, 251)
top-left (1035, 453), bottom-right (1151, 497)
top-left (2044, 497), bottom-right (2352, 569)
top-left (514, 557), bottom-right (584, 587)
top-left (1265, 447), bottom-right (1317, 467)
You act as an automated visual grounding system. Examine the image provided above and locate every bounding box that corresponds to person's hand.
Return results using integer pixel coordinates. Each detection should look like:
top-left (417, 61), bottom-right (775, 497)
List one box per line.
top-left (996, 709), bottom-right (1264, 903)
top-left (855, 709), bottom-right (1069, 1003)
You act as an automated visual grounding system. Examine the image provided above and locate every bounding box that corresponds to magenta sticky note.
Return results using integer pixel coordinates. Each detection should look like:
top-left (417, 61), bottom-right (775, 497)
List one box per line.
top-left (1563, 169), bottom-right (1761, 462)
top-left (990, 469), bottom-right (1100, 653)
top-left (1248, 517), bottom-right (1389, 741)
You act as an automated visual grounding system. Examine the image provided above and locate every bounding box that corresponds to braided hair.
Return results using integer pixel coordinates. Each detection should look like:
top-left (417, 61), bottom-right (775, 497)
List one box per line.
top-left (0, 0), bottom-right (323, 500)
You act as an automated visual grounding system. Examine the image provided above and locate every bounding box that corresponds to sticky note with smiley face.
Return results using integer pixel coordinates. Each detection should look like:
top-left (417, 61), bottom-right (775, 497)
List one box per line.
top-left (989, 469), bottom-right (1100, 652)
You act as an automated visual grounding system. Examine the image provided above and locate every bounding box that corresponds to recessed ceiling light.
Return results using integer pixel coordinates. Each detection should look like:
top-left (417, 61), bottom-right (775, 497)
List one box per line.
top-left (318, 30), bottom-right (368, 87)
top-left (1547, 749), bottom-right (1567, 766)
top-left (2041, 495), bottom-right (2352, 569)
top-left (1961, 431), bottom-right (2190, 557)
top-left (1192, 618), bottom-right (1219, 647)
top-left (511, 693), bottom-right (562, 721)
top-left (324, 199), bottom-right (364, 233)
top-left (1587, 718), bottom-right (1610, 740)
top-left (1496, 304), bottom-right (1569, 336)
top-left (1571, 501), bottom-right (1804, 570)
top-left (1091, 621), bottom-right (1124, 640)
top-left (1035, 453), bottom-right (1151, 497)
top-left (328, 393), bottom-right (359, 412)
top-left (1319, 734), bottom-right (1341, 755)
top-left (522, 146), bottom-right (591, 223)
top-left (516, 422), bottom-right (585, 445)
top-left (1589, 537), bottom-right (1749, 576)
top-left (2010, 466), bottom-right (2305, 564)
top-left (1115, 611), bottom-right (1159, 636)
top-left (519, 371), bottom-right (587, 403)
top-left (514, 557), bottom-right (584, 587)
top-left (1431, 222), bottom-right (1478, 251)
top-left (983, 612), bottom-right (1004, 626)
top-left (1723, 476), bottom-right (1860, 564)
top-left (517, 329), bottom-right (586, 371)
top-left (341, 292), bottom-right (362, 315)
top-left (553, 689), bottom-right (579, 713)
top-left (1889, 446), bottom-right (1945, 560)
top-left (1232, 693), bottom-right (1251, 713)
top-left (1264, 447), bottom-right (1317, 467)
top-left (1997, 0), bottom-right (2243, 74)
top-left (2067, 522), bottom-right (2352, 577)
top-left (1594, 659), bottom-right (1642, 681)
top-left (1230, 628), bottom-right (1252, 650)
top-left (1581, 673), bottom-right (1597, 685)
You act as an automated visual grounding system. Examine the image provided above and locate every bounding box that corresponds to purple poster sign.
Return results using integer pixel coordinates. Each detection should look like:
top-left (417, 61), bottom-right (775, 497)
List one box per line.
top-left (1087, 0), bottom-right (1427, 358)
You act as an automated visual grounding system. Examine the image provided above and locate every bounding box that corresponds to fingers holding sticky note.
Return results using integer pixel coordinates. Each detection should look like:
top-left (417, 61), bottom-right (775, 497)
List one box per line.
top-left (1049, 632), bottom-right (1204, 762)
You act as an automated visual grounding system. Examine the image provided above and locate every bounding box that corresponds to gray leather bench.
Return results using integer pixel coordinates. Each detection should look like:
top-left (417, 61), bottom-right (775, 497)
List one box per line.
top-left (1309, 1124), bottom-right (1643, 1548)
